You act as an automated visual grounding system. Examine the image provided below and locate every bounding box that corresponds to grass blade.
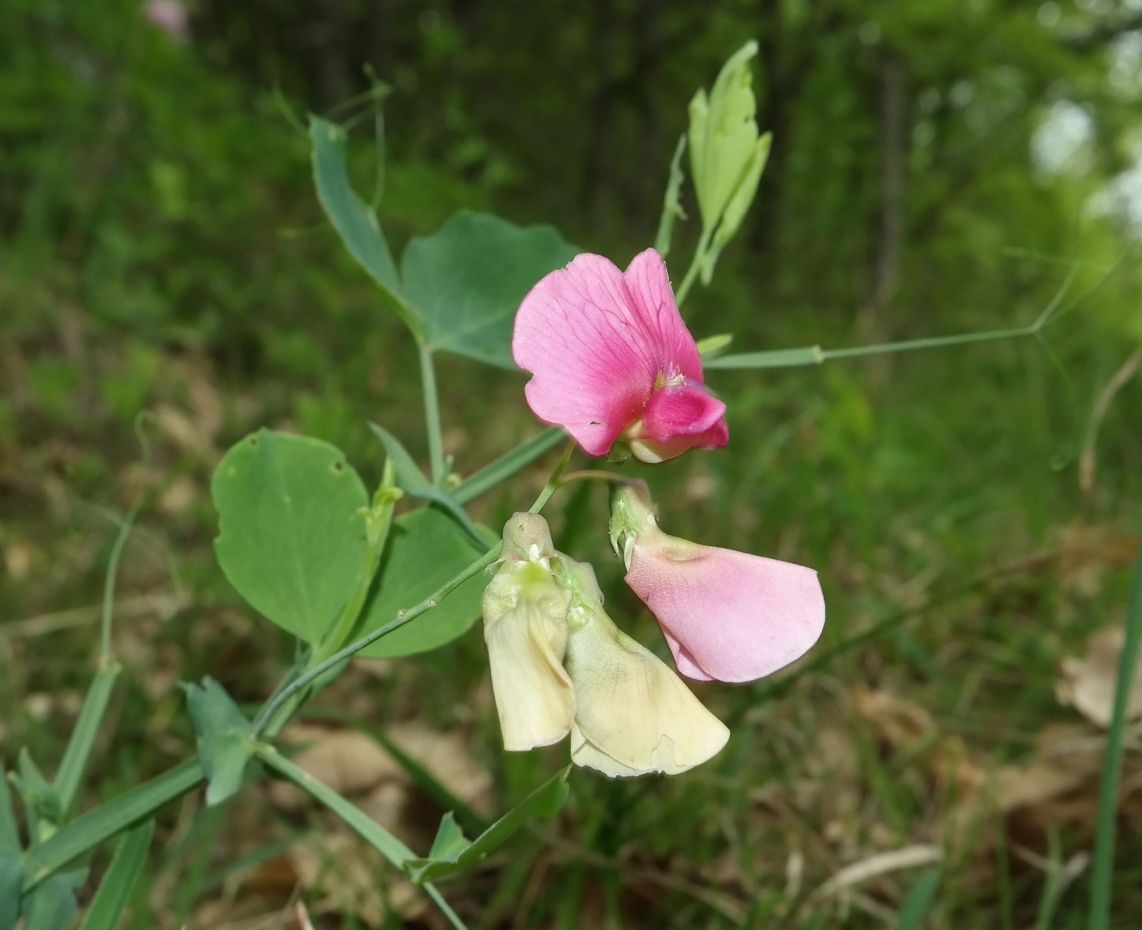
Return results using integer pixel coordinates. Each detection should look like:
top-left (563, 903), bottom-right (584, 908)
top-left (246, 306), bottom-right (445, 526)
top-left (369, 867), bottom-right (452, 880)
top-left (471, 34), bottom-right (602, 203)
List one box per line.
top-left (895, 868), bottom-right (941, 930)
top-left (0, 763), bottom-right (19, 852)
top-left (453, 427), bottom-right (565, 505)
top-left (54, 666), bottom-right (120, 818)
top-left (1088, 526), bottom-right (1142, 930)
top-left (77, 819), bottom-right (154, 930)
top-left (22, 760), bottom-right (202, 894)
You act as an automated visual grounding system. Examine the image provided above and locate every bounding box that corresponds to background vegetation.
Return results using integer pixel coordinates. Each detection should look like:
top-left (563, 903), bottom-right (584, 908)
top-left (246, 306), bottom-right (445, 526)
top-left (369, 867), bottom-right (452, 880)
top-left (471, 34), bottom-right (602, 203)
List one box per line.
top-left (1, 0), bottom-right (1140, 926)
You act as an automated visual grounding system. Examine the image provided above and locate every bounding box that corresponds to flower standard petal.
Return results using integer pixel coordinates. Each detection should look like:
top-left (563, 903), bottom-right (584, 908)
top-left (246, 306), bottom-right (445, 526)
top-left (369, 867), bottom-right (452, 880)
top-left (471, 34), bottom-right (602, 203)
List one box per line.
top-left (482, 514), bottom-right (575, 751)
top-left (512, 248), bottom-right (728, 461)
top-left (513, 254), bottom-right (656, 455)
top-left (559, 559), bottom-right (729, 777)
top-left (622, 248), bottom-right (704, 382)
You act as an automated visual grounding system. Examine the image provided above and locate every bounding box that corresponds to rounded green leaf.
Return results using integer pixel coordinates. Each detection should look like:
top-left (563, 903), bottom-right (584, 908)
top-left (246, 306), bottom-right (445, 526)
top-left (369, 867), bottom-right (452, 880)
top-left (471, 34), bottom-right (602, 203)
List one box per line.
top-left (358, 507), bottom-right (490, 658)
top-left (212, 430), bottom-right (368, 645)
top-left (401, 211), bottom-right (579, 369)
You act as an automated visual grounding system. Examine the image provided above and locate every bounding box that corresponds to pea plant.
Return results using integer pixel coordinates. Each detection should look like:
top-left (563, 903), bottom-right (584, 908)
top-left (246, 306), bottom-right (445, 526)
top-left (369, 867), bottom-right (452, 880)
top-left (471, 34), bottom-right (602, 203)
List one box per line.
top-left (1, 42), bottom-right (1079, 929)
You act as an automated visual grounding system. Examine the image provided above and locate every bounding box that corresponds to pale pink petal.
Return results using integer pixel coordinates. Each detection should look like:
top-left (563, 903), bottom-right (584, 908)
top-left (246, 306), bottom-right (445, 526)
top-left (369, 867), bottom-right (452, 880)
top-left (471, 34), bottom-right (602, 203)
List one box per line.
top-left (661, 629), bottom-right (714, 681)
top-left (622, 249), bottom-right (704, 381)
top-left (514, 254), bottom-right (656, 454)
top-left (626, 541), bottom-right (825, 683)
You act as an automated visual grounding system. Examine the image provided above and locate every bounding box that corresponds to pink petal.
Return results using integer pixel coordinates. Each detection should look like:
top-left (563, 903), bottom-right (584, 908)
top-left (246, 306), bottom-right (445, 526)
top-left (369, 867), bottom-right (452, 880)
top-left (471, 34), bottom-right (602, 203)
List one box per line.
top-left (512, 249), bottom-right (707, 457)
top-left (622, 249), bottom-right (704, 382)
top-left (514, 255), bottom-right (652, 454)
top-left (626, 541), bottom-right (825, 683)
top-left (641, 381), bottom-right (728, 443)
top-left (661, 629), bottom-right (714, 681)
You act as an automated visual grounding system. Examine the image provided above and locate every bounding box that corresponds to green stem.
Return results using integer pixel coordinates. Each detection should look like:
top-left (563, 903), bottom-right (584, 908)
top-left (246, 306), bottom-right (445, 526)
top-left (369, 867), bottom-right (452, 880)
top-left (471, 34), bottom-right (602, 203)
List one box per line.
top-left (251, 544), bottom-right (502, 739)
top-left (675, 224), bottom-right (711, 308)
top-left (100, 505), bottom-right (139, 665)
top-left (453, 427), bottom-right (565, 505)
top-left (419, 343), bottom-right (446, 484)
top-left (1088, 524), bottom-right (1142, 930)
top-left (705, 325), bottom-right (1038, 371)
top-left (527, 440), bottom-right (577, 514)
top-left (255, 745), bottom-right (467, 930)
top-left (54, 665), bottom-right (121, 818)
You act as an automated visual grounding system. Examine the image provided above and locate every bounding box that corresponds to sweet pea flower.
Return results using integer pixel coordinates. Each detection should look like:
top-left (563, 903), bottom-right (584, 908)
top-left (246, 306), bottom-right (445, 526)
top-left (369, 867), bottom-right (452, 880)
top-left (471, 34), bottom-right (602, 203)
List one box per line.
top-left (512, 248), bottom-right (728, 464)
top-left (610, 482), bottom-right (825, 684)
top-left (482, 513), bottom-right (729, 776)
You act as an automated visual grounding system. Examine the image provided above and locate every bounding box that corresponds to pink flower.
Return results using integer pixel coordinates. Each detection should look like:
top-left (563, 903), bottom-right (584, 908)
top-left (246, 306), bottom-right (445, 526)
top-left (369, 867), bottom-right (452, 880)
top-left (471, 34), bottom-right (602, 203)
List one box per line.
top-left (512, 248), bottom-right (728, 463)
top-left (611, 483), bottom-right (825, 683)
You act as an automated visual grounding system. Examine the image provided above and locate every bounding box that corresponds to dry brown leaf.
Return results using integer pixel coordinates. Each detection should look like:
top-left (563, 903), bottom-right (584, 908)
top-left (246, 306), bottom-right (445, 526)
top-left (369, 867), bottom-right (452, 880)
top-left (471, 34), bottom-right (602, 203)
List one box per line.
top-left (4, 540), bottom-right (35, 582)
top-left (853, 687), bottom-right (934, 748)
top-left (157, 476), bottom-right (199, 516)
top-left (1056, 524), bottom-right (1138, 598)
top-left (289, 833), bottom-right (399, 928)
top-left (154, 404), bottom-right (217, 463)
top-left (1057, 625), bottom-right (1142, 728)
top-left (387, 721), bottom-right (494, 816)
top-left (269, 728), bottom-right (397, 811)
top-left (269, 722), bottom-right (493, 818)
top-left (948, 724), bottom-right (1110, 850)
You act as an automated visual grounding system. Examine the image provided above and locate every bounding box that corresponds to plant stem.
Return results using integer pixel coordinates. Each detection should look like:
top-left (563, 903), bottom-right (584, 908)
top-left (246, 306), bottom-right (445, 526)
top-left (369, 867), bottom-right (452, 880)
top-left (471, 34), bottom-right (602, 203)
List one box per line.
top-left (527, 440), bottom-right (576, 514)
top-left (418, 343), bottom-right (446, 484)
top-left (705, 325), bottom-right (1039, 371)
top-left (100, 505), bottom-right (139, 665)
top-left (674, 224), bottom-right (711, 308)
top-left (453, 427), bottom-right (565, 505)
top-left (1088, 524), bottom-right (1142, 930)
top-left (251, 544), bottom-right (502, 739)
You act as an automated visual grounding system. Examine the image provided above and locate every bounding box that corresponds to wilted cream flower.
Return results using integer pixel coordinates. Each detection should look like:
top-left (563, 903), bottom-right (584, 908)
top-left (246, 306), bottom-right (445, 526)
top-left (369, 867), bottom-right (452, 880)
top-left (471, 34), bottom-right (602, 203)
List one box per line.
top-left (482, 513), bottom-right (729, 777)
top-left (482, 513), bottom-right (574, 751)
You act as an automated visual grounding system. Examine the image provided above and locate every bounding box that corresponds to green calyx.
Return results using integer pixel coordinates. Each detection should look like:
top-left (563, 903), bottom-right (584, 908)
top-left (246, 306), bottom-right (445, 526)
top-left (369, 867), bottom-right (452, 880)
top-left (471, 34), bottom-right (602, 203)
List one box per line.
top-left (607, 481), bottom-right (657, 570)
